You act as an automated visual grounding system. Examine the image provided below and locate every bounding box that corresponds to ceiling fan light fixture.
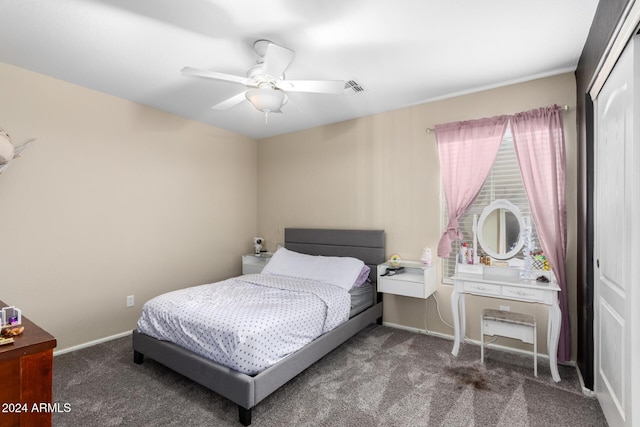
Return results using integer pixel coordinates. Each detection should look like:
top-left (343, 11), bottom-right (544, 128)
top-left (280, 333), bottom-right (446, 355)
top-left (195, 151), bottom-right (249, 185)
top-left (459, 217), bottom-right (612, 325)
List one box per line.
top-left (182, 39), bottom-right (342, 121)
top-left (245, 87), bottom-right (285, 114)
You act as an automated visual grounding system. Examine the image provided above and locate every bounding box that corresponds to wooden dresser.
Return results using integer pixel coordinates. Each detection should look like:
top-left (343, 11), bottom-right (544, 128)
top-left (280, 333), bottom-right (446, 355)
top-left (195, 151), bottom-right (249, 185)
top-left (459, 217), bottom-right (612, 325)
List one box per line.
top-left (0, 301), bottom-right (56, 427)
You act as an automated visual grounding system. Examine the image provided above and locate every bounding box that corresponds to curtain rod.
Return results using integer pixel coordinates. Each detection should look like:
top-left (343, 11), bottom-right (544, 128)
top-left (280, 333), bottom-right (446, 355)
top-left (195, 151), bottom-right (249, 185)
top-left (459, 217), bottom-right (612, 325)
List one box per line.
top-left (425, 105), bottom-right (570, 134)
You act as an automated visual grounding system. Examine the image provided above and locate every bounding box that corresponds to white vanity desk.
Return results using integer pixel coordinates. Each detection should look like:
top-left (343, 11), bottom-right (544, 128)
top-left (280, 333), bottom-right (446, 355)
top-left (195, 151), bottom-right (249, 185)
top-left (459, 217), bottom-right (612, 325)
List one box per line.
top-left (451, 269), bottom-right (562, 382)
top-left (450, 198), bottom-right (563, 382)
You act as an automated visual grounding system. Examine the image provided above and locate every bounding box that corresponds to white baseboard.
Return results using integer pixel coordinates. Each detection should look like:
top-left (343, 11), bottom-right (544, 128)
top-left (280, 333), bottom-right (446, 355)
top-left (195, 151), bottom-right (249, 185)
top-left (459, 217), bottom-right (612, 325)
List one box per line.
top-left (53, 330), bottom-right (132, 356)
top-left (382, 321), bottom-right (563, 362)
top-left (383, 321), bottom-right (454, 341)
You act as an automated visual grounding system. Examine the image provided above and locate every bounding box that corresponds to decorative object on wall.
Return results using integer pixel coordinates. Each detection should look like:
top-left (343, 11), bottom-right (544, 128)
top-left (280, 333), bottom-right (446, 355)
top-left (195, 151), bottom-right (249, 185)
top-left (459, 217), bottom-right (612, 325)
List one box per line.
top-left (0, 127), bottom-right (35, 175)
top-left (0, 128), bottom-right (13, 164)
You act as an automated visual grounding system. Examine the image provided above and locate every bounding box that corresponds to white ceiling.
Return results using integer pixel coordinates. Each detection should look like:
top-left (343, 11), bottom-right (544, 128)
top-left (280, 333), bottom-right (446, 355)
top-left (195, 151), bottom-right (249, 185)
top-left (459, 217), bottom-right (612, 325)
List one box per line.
top-left (0, 0), bottom-right (599, 139)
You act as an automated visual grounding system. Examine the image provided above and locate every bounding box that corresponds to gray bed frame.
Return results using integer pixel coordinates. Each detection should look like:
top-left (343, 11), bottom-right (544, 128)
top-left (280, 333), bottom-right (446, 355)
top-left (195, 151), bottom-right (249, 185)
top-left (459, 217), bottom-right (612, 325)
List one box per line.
top-left (132, 228), bottom-right (385, 425)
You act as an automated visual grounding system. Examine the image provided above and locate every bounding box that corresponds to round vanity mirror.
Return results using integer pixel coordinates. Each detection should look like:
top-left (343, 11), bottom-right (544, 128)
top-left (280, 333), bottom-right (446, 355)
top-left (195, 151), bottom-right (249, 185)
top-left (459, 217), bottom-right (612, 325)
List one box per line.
top-left (476, 199), bottom-right (525, 260)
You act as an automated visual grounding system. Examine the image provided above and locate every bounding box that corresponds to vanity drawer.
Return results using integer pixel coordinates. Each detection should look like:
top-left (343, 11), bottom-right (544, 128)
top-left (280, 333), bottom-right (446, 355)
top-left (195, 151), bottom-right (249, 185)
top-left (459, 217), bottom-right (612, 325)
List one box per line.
top-left (502, 286), bottom-right (545, 302)
top-left (462, 281), bottom-right (501, 296)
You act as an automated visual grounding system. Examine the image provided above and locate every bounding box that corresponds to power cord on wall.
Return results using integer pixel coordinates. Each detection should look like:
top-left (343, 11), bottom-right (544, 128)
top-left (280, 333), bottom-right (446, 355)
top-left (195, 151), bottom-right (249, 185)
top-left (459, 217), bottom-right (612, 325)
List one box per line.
top-left (430, 291), bottom-right (455, 330)
top-left (424, 292), bottom-right (498, 345)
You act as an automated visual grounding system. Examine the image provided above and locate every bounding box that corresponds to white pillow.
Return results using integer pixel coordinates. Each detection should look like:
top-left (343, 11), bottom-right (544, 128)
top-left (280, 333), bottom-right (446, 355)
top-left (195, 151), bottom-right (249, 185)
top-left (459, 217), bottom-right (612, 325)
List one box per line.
top-left (261, 247), bottom-right (365, 291)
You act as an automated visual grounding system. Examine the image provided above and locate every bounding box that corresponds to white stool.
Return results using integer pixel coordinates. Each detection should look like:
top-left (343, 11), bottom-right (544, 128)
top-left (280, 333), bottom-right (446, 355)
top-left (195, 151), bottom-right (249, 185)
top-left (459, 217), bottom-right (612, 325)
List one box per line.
top-left (481, 309), bottom-right (537, 377)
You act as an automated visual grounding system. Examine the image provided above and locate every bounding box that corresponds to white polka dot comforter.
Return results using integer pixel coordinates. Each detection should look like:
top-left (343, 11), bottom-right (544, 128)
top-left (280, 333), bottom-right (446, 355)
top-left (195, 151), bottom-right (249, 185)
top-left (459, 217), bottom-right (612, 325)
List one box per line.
top-left (136, 274), bottom-right (351, 375)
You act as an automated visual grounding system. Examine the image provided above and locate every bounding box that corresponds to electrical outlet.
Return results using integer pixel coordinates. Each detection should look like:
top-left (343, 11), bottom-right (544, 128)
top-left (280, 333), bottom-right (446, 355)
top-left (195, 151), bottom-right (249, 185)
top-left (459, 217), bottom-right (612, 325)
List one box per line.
top-left (499, 305), bottom-right (510, 311)
top-left (126, 295), bottom-right (135, 307)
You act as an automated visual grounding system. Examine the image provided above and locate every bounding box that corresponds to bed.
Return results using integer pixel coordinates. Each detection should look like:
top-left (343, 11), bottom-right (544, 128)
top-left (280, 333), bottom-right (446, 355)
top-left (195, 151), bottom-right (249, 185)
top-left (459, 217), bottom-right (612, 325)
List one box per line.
top-left (132, 228), bottom-right (384, 425)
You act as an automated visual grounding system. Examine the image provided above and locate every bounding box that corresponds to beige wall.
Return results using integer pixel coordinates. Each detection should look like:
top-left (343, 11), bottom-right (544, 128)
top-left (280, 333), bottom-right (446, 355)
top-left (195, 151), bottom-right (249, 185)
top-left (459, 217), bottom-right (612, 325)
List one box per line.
top-left (258, 73), bottom-right (578, 359)
top-left (0, 62), bottom-right (257, 351)
top-left (0, 63), bottom-right (578, 359)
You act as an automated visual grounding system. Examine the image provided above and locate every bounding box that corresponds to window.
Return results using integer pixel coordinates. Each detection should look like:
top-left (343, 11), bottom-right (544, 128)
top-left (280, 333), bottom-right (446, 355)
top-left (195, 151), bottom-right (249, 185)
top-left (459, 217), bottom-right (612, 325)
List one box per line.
top-left (441, 129), bottom-right (538, 283)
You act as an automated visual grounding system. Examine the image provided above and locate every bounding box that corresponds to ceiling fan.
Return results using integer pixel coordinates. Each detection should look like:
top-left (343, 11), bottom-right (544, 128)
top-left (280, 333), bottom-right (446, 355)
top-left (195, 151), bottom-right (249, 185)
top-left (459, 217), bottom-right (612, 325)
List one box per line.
top-left (181, 40), bottom-right (345, 121)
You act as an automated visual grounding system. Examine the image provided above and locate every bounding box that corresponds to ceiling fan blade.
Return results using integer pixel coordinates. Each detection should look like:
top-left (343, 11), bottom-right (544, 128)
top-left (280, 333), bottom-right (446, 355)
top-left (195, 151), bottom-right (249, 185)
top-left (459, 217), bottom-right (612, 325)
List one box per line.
top-left (212, 91), bottom-right (248, 110)
top-left (276, 79), bottom-right (345, 94)
top-left (182, 67), bottom-right (253, 86)
top-left (261, 43), bottom-right (295, 78)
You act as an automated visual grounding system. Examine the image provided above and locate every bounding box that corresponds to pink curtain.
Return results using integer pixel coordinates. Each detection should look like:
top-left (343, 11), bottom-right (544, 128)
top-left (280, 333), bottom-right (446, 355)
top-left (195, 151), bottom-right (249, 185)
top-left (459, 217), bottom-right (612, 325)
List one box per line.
top-left (511, 105), bottom-right (569, 362)
top-left (436, 115), bottom-right (509, 257)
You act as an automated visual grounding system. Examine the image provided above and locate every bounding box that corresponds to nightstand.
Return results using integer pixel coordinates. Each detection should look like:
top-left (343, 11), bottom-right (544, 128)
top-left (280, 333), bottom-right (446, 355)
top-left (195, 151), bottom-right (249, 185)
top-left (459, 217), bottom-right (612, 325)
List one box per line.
top-left (377, 260), bottom-right (436, 299)
top-left (0, 300), bottom-right (57, 427)
top-left (242, 253), bottom-right (272, 274)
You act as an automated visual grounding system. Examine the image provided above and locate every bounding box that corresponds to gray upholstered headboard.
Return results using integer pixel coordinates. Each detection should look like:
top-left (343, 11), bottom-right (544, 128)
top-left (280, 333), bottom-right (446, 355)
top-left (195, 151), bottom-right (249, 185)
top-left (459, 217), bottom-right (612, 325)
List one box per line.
top-left (284, 228), bottom-right (385, 285)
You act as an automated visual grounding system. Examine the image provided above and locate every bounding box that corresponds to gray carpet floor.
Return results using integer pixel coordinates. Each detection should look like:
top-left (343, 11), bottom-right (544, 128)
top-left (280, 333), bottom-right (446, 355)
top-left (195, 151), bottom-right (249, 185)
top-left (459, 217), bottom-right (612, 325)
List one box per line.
top-left (52, 325), bottom-right (607, 426)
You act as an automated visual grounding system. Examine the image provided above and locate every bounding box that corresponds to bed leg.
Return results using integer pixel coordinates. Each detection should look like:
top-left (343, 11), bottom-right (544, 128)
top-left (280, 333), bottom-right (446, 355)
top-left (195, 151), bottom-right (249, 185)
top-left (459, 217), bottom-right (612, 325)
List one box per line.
top-left (238, 406), bottom-right (251, 426)
top-left (133, 350), bottom-right (144, 364)
top-left (376, 316), bottom-right (383, 325)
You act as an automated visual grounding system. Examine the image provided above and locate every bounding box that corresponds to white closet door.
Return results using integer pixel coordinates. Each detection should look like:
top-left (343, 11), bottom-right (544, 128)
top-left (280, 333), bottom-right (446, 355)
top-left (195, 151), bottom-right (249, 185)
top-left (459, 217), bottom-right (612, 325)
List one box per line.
top-left (594, 35), bottom-right (639, 427)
